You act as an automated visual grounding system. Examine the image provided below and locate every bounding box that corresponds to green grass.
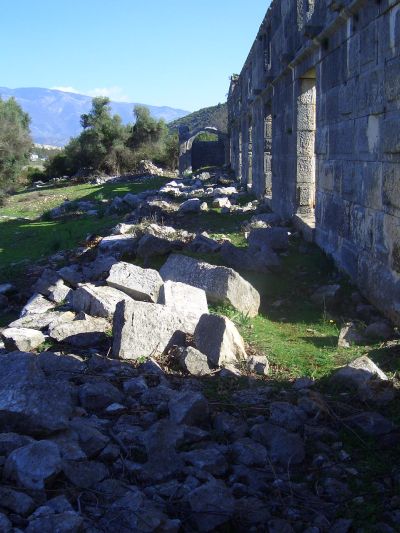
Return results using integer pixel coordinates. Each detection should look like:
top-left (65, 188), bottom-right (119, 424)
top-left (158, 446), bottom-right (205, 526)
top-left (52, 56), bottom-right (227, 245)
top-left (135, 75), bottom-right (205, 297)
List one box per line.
top-left (0, 176), bottom-right (169, 282)
top-left (0, 177), bottom-right (167, 219)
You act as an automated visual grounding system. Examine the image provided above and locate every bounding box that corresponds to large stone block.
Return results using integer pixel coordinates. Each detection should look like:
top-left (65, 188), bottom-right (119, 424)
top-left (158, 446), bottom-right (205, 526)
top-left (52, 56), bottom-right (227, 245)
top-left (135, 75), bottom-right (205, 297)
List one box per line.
top-left (158, 280), bottom-right (208, 332)
top-left (385, 57), bottom-right (400, 102)
top-left (383, 163), bottom-right (400, 211)
top-left (72, 283), bottom-right (133, 319)
top-left (106, 262), bottom-right (163, 302)
top-left (160, 254), bottom-right (260, 317)
top-left (382, 117), bottom-right (400, 153)
top-left (194, 314), bottom-right (247, 367)
top-left (112, 300), bottom-right (192, 360)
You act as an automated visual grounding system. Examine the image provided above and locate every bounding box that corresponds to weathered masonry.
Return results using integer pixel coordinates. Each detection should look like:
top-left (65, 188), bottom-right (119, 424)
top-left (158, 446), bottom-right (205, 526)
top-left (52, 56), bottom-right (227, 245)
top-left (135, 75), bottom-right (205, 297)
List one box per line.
top-left (228, 0), bottom-right (400, 325)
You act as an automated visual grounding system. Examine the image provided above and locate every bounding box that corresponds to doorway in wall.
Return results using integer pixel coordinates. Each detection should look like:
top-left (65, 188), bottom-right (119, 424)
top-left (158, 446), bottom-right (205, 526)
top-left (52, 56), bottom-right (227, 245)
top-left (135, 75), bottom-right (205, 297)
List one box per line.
top-left (296, 68), bottom-right (316, 218)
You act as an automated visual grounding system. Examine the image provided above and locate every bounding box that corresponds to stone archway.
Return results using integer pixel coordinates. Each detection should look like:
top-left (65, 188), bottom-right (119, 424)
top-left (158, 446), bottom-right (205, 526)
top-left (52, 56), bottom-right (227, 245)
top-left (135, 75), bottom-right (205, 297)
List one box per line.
top-left (178, 126), bottom-right (228, 175)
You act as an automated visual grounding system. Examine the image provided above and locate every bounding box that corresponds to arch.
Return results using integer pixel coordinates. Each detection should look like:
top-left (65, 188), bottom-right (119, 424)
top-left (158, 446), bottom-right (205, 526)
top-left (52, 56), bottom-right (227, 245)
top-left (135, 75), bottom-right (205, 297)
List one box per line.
top-left (178, 126), bottom-right (229, 175)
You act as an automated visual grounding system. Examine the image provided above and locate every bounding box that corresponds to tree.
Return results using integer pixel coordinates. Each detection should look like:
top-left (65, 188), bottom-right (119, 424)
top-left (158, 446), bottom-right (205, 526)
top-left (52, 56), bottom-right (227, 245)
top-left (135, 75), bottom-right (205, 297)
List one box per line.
top-left (129, 105), bottom-right (167, 149)
top-left (0, 97), bottom-right (32, 192)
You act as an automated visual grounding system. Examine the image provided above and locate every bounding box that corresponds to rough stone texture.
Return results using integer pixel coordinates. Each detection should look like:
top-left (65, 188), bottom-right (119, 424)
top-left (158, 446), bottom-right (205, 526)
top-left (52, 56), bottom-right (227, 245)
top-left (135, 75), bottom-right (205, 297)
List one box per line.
top-left (4, 440), bottom-right (62, 490)
top-left (72, 283), bottom-right (133, 319)
top-left (186, 479), bottom-right (235, 531)
top-left (194, 313), bottom-right (247, 367)
top-left (332, 356), bottom-right (388, 387)
top-left (20, 294), bottom-right (56, 316)
top-left (227, 0), bottom-right (400, 327)
top-left (1, 327), bottom-right (45, 352)
top-left (112, 299), bottom-right (193, 360)
top-left (107, 262), bottom-right (163, 302)
top-left (0, 353), bottom-right (75, 435)
top-left (9, 311), bottom-right (74, 331)
top-left (247, 355), bottom-right (269, 375)
top-left (179, 346), bottom-right (212, 376)
top-left (160, 254), bottom-right (260, 317)
top-left (49, 313), bottom-right (110, 347)
top-left (158, 280), bottom-right (208, 332)
top-left (169, 391), bottom-right (209, 425)
top-left (251, 422), bottom-right (305, 465)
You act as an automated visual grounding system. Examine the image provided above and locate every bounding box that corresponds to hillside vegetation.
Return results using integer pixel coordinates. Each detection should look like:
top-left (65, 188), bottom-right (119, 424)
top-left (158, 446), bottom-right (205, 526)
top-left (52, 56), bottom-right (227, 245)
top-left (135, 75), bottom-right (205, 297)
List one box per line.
top-left (169, 102), bottom-right (228, 133)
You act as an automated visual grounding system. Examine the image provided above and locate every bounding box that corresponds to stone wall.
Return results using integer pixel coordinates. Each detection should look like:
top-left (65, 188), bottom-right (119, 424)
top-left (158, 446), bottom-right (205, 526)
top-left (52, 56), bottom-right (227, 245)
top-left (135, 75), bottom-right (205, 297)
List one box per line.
top-left (228, 0), bottom-right (400, 325)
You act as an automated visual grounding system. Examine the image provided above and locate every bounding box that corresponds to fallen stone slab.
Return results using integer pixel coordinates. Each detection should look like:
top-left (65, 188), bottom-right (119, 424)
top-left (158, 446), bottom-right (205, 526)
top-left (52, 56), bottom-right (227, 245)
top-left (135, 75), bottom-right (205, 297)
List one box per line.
top-left (57, 265), bottom-right (84, 286)
top-left (72, 283), bottom-right (133, 319)
top-left (160, 254), bottom-right (260, 317)
top-left (4, 440), bottom-right (62, 490)
top-left (20, 293), bottom-right (56, 316)
top-left (158, 280), bottom-right (208, 332)
top-left (344, 411), bottom-right (394, 436)
top-left (113, 299), bottom-right (193, 360)
top-left (0, 352), bottom-right (75, 435)
top-left (1, 327), bottom-right (45, 352)
top-left (49, 313), bottom-right (110, 347)
top-left (107, 262), bottom-right (163, 302)
top-left (194, 314), bottom-right (247, 367)
top-left (82, 255), bottom-right (117, 281)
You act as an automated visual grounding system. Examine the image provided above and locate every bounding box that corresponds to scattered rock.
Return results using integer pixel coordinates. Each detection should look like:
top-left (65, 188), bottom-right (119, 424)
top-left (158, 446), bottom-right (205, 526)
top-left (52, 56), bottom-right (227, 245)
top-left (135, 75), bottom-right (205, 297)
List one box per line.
top-left (247, 354), bottom-right (269, 375)
top-left (186, 479), bottom-right (235, 531)
top-left (0, 352), bottom-right (75, 435)
top-left (178, 346), bottom-right (212, 376)
top-left (4, 440), bottom-right (62, 490)
top-left (332, 356), bottom-right (388, 387)
top-left (79, 381), bottom-right (123, 411)
top-left (1, 327), bottom-right (45, 352)
top-left (169, 391), bottom-right (209, 425)
top-left (344, 412), bottom-right (394, 436)
top-left (251, 422), bottom-right (305, 465)
top-left (179, 198), bottom-right (201, 213)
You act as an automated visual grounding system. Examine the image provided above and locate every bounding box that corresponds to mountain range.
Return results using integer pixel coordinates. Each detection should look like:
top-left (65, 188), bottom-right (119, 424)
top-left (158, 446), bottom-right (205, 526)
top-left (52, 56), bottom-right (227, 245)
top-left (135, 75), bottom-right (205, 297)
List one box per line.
top-left (0, 87), bottom-right (190, 146)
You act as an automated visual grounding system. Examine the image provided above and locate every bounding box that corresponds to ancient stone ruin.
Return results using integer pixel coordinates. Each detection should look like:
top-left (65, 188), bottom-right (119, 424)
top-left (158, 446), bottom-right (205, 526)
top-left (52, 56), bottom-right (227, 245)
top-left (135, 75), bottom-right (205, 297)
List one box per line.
top-left (227, 0), bottom-right (400, 326)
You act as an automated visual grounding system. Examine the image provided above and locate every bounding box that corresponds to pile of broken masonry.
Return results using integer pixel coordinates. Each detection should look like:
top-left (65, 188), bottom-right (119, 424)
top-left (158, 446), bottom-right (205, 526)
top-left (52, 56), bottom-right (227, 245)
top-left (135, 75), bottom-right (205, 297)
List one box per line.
top-left (0, 172), bottom-right (399, 532)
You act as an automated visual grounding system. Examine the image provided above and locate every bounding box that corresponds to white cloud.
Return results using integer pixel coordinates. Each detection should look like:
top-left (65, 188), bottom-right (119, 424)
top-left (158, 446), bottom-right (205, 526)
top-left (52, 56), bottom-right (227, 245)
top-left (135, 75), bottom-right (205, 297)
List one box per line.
top-left (50, 85), bottom-right (131, 102)
top-left (86, 86), bottom-right (130, 102)
top-left (51, 86), bottom-right (81, 94)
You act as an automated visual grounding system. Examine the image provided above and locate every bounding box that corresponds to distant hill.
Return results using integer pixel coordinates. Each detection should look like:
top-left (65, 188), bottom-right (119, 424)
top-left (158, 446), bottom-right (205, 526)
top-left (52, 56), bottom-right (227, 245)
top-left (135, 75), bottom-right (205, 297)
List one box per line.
top-left (0, 87), bottom-right (190, 147)
top-left (169, 103), bottom-right (228, 134)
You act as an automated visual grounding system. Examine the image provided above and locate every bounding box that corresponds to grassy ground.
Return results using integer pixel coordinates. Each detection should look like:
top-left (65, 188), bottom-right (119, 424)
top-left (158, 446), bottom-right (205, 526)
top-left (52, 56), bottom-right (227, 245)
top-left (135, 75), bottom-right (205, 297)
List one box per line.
top-left (0, 177), bottom-right (168, 281)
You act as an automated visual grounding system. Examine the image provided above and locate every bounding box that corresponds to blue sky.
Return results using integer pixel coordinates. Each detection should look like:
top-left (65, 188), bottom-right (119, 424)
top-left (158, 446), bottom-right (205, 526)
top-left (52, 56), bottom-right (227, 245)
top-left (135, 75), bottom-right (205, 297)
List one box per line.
top-left (1, 0), bottom-right (270, 111)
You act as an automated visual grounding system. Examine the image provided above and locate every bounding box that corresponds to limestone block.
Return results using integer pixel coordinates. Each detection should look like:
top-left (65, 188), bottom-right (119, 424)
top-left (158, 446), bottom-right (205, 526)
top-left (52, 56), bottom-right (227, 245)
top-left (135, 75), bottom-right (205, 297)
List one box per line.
top-left (383, 163), bottom-right (400, 210)
top-left (107, 262), bottom-right (163, 302)
top-left (160, 254), bottom-right (260, 317)
top-left (72, 283), bottom-right (133, 319)
top-left (112, 300), bottom-right (192, 360)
